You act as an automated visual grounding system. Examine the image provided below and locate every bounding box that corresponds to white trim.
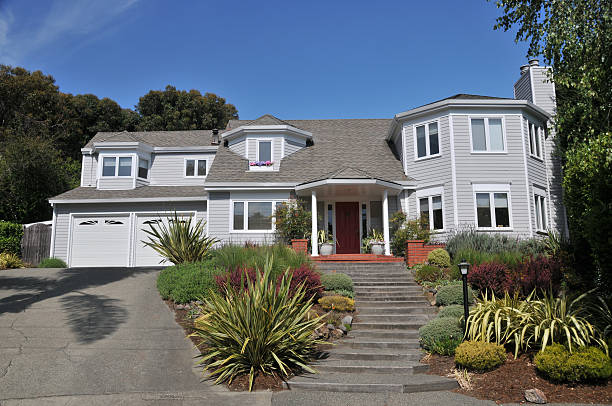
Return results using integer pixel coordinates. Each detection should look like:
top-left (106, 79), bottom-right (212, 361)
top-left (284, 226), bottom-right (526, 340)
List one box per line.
top-left (415, 186), bottom-right (445, 199)
top-left (448, 115), bottom-right (459, 228)
top-left (311, 191), bottom-right (318, 256)
top-left (412, 119), bottom-right (442, 161)
top-left (50, 205), bottom-right (57, 257)
top-left (80, 156), bottom-right (85, 187)
top-left (222, 125), bottom-right (313, 141)
top-left (49, 196), bottom-right (207, 204)
top-left (295, 178), bottom-right (405, 191)
top-left (183, 157), bottom-right (208, 178)
top-left (471, 186), bottom-right (514, 230)
top-left (533, 191), bottom-right (548, 233)
top-left (472, 183), bottom-right (511, 192)
top-left (137, 157), bottom-right (150, 180)
top-left (520, 116), bottom-right (534, 236)
top-left (98, 154), bottom-right (135, 178)
top-left (416, 192), bottom-right (446, 232)
top-left (229, 199), bottom-right (286, 234)
top-left (468, 115), bottom-right (508, 153)
top-left (529, 68), bottom-right (537, 105)
top-left (153, 146), bottom-right (218, 153)
top-left (402, 124), bottom-right (408, 175)
top-left (382, 190), bottom-right (390, 255)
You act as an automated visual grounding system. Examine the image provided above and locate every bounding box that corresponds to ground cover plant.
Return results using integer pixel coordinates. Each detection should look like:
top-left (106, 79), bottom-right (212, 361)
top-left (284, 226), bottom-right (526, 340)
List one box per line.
top-left (318, 295), bottom-right (355, 312)
top-left (418, 316), bottom-right (463, 354)
top-left (157, 261), bottom-right (222, 303)
top-left (38, 257), bottom-right (67, 268)
top-left (193, 257), bottom-right (324, 391)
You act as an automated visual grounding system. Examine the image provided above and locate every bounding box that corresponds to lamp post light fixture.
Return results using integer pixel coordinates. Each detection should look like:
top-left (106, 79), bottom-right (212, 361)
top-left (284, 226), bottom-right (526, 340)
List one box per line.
top-left (458, 259), bottom-right (471, 334)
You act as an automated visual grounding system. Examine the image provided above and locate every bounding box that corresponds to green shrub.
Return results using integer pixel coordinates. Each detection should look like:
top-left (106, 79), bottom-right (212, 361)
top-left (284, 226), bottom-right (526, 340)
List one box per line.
top-left (142, 212), bottom-right (218, 264)
top-left (428, 248), bottom-right (451, 268)
top-left (431, 337), bottom-right (463, 356)
top-left (0, 221), bottom-right (23, 255)
top-left (419, 317), bottom-right (464, 352)
top-left (157, 261), bottom-right (222, 303)
top-left (318, 295), bottom-right (355, 312)
top-left (455, 341), bottom-right (506, 371)
top-left (274, 200), bottom-right (312, 243)
top-left (446, 229), bottom-right (546, 259)
top-left (332, 289), bottom-right (354, 299)
top-left (534, 344), bottom-right (612, 383)
top-left (0, 252), bottom-right (23, 269)
top-left (193, 256), bottom-right (324, 391)
top-left (389, 211), bottom-right (431, 256)
top-left (321, 273), bottom-right (353, 292)
top-left (415, 264), bottom-right (445, 283)
top-left (438, 305), bottom-right (466, 319)
top-left (453, 248), bottom-right (524, 269)
top-left (436, 282), bottom-right (473, 306)
top-left (38, 257), bottom-right (67, 268)
top-left (212, 244), bottom-right (312, 279)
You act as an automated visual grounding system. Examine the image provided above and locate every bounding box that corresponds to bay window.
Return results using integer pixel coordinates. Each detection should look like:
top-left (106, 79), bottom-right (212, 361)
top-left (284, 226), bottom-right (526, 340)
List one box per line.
top-left (471, 117), bottom-right (505, 152)
top-left (415, 121), bottom-right (440, 159)
top-left (138, 158), bottom-right (149, 179)
top-left (101, 156), bottom-right (132, 177)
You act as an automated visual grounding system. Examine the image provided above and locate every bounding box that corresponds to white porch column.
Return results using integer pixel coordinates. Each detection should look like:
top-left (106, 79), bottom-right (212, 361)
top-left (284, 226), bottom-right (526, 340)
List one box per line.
top-left (311, 190), bottom-right (318, 256)
top-left (382, 190), bottom-right (391, 255)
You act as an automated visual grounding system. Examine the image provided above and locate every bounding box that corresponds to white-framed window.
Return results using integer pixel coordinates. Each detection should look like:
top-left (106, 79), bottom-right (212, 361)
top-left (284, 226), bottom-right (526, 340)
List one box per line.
top-left (185, 159), bottom-right (207, 177)
top-left (534, 190), bottom-right (547, 232)
top-left (472, 184), bottom-right (512, 229)
top-left (528, 122), bottom-right (543, 159)
top-left (470, 117), bottom-right (506, 153)
top-left (101, 156), bottom-right (132, 177)
top-left (414, 121), bottom-right (440, 159)
top-left (257, 140), bottom-right (273, 162)
top-left (138, 158), bottom-right (149, 179)
top-left (231, 201), bottom-right (284, 232)
top-left (416, 187), bottom-right (444, 231)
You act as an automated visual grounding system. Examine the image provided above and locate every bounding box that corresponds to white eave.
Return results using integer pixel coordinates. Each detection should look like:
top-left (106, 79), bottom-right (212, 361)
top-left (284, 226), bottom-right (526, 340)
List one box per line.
top-left (386, 98), bottom-right (551, 140)
top-left (203, 182), bottom-right (298, 191)
top-left (222, 125), bottom-right (313, 141)
top-left (49, 196), bottom-right (207, 204)
top-left (295, 178), bottom-right (411, 191)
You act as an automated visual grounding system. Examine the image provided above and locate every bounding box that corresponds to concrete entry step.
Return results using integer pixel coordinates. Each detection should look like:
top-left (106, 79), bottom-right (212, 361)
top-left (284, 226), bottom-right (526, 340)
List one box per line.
top-left (348, 329), bottom-right (420, 339)
top-left (316, 359), bottom-right (429, 374)
top-left (327, 347), bottom-right (423, 362)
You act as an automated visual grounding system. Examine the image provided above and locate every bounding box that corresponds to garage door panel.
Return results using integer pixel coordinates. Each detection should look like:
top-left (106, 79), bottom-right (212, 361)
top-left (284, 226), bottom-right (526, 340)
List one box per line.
top-left (70, 216), bottom-right (130, 267)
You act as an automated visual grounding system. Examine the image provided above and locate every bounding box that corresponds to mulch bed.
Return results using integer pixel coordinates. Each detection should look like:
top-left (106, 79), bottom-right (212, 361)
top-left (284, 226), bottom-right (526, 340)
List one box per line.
top-left (165, 299), bottom-right (349, 392)
top-left (423, 353), bottom-right (612, 404)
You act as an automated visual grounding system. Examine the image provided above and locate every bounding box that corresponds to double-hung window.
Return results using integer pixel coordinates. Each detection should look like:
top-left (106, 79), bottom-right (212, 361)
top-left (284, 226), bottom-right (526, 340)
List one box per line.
top-left (417, 188), bottom-right (444, 231)
top-left (470, 117), bottom-right (505, 152)
top-left (528, 122), bottom-right (543, 159)
top-left (474, 188), bottom-right (511, 229)
top-left (138, 158), bottom-right (149, 179)
top-left (185, 159), bottom-right (207, 177)
top-left (415, 121), bottom-right (440, 159)
top-left (232, 201), bottom-right (283, 231)
top-left (534, 192), bottom-right (547, 232)
top-left (102, 156), bottom-right (132, 177)
top-left (257, 140), bottom-right (272, 162)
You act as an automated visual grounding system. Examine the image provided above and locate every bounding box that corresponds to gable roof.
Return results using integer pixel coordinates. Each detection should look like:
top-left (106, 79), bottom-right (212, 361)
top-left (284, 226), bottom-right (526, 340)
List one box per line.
top-left (84, 130), bottom-right (215, 148)
top-left (242, 114), bottom-right (294, 127)
top-left (206, 118), bottom-right (411, 185)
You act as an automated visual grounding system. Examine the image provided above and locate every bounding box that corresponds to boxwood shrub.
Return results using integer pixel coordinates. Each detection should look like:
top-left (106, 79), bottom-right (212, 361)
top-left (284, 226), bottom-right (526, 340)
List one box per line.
top-left (0, 221), bottom-right (22, 255)
top-left (38, 258), bottom-right (67, 268)
top-left (418, 316), bottom-right (463, 352)
top-left (321, 273), bottom-right (353, 292)
top-left (157, 261), bottom-right (222, 303)
top-left (534, 344), bottom-right (612, 383)
top-left (436, 282), bottom-right (473, 306)
top-left (437, 304), bottom-right (465, 319)
top-left (454, 341), bottom-right (506, 371)
top-left (427, 248), bottom-right (451, 268)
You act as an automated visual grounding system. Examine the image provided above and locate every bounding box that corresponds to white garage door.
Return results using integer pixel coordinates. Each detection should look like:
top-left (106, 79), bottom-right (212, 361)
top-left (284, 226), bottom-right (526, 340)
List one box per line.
top-left (70, 216), bottom-right (130, 267)
top-left (134, 214), bottom-right (193, 267)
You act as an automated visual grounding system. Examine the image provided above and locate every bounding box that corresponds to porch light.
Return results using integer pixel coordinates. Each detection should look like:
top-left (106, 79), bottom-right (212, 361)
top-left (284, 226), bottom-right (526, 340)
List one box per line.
top-left (458, 259), bottom-right (470, 334)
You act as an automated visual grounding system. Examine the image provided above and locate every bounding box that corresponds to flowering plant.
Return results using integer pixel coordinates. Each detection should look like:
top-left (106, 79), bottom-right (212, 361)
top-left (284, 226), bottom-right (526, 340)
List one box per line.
top-left (249, 160), bottom-right (273, 167)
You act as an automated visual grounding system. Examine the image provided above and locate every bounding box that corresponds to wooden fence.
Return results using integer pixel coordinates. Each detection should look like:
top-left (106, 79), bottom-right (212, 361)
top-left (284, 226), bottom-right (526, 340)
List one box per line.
top-left (21, 223), bottom-right (52, 266)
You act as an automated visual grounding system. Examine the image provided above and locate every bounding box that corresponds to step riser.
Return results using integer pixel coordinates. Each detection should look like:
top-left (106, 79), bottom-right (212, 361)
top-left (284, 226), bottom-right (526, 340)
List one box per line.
top-left (355, 289), bottom-right (423, 294)
top-left (317, 365), bottom-right (427, 374)
top-left (355, 307), bottom-right (432, 314)
top-left (356, 301), bottom-right (427, 307)
top-left (348, 342), bottom-right (420, 350)
top-left (327, 352), bottom-right (422, 362)
top-left (349, 331), bottom-right (419, 339)
top-left (352, 323), bottom-right (423, 330)
top-left (354, 281), bottom-right (416, 286)
top-left (285, 381), bottom-right (458, 393)
top-left (357, 296), bottom-right (425, 301)
top-left (357, 316), bottom-right (429, 324)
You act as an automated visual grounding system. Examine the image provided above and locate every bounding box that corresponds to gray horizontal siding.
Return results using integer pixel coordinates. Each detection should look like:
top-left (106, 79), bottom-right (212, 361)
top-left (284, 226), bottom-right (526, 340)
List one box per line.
top-left (81, 155), bottom-right (97, 187)
top-left (228, 139), bottom-right (246, 156)
top-left (524, 117), bottom-right (549, 233)
top-left (52, 201), bottom-right (207, 264)
top-left (514, 72), bottom-right (533, 102)
top-left (149, 152), bottom-right (215, 186)
top-left (284, 138), bottom-right (304, 157)
top-left (98, 178), bottom-right (133, 190)
top-left (531, 67), bottom-right (556, 115)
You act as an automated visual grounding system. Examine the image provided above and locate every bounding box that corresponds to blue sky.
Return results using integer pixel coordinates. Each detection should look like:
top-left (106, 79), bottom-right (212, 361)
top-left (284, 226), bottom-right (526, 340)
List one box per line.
top-left (0, 0), bottom-right (530, 119)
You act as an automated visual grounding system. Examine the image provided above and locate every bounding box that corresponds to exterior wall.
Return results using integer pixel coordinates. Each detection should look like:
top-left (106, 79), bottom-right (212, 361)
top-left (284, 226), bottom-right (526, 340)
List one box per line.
top-left (51, 201), bottom-right (207, 264)
top-left (81, 154), bottom-right (97, 187)
top-left (149, 152), bottom-right (215, 186)
top-left (228, 138), bottom-right (246, 156)
top-left (284, 138), bottom-right (305, 157)
top-left (452, 112), bottom-right (531, 237)
top-left (97, 177), bottom-right (134, 190)
top-left (514, 71), bottom-right (533, 102)
top-left (522, 114), bottom-right (550, 234)
top-left (246, 136), bottom-right (283, 170)
top-left (402, 114), bottom-right (455, 236)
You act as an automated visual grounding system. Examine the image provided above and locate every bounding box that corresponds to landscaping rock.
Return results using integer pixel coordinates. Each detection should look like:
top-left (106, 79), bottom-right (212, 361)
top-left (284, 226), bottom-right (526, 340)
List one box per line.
top-left (183, 304), bottom-right (191, 310)
top-left (326, 323), bottom-right (335, 330)
top-left (341, 315), bottom-right (353, 326)
top-left (176, 304), bottom-right (185, 310)
top-left (337, 324), bottom-right (347, 333)
top-left (331, 329), bottom-right (344, 339)
top-left (525, 388), bottom-right (547, 404)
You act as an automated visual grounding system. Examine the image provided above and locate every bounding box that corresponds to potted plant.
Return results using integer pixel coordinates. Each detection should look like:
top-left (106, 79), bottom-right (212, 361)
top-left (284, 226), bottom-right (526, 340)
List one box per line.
top-left (368, 229), bottom-right (385, 255)
top-left (318, 230), bottom-right (335, 256)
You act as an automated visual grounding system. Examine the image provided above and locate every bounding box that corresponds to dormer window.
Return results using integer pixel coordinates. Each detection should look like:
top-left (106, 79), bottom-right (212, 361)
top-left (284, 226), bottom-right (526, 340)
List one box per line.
top-left (102, 156), bottom-right (132, 177)
top-left (138, 158), bottom-right (149, 179)
top-left (257, 140), bottom-right (272, 162)
top-left (185, 159), bottom-right (207, 177)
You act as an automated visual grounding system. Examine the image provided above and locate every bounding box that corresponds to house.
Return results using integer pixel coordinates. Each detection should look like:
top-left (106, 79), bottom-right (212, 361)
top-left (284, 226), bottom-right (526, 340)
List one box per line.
top-left (48, 60), bottom-right (566, 267)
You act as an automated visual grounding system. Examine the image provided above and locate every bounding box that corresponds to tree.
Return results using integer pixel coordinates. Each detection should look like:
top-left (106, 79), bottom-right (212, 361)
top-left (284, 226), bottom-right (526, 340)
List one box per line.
top-left (490, 0), bottom-right (611, 290)
top-left (136, 85), bottom-right (238, 131)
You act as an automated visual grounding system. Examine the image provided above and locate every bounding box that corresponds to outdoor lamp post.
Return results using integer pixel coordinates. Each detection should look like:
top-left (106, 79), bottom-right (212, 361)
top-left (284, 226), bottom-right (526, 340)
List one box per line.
top-left (458, 259), bottom-right (470, 334)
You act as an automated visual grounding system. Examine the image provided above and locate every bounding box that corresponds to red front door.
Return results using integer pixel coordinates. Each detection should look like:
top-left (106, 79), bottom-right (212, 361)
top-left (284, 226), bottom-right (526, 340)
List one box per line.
top-left (335, 202), bottom-right (360, 254)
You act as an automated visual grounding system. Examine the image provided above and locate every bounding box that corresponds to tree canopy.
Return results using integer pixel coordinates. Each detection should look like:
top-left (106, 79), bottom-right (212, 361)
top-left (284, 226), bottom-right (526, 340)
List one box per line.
top-left (0, 65), bottom-right (239, 223)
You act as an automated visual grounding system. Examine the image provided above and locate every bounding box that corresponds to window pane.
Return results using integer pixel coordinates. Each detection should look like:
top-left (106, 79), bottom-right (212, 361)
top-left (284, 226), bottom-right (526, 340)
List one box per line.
top-left (317, 201), bottom-right (325, 231)
top-left (535, 127), bottom-right (541, 157)
top-left (138, 159), bottom-right (148, 179)
top-left (102, 157), bottom-right (116, 176)
top-left (416, 125), bottom-right (426, 157)
top-left (489, 118), bottom-right (504, 151)
top-left (369, 201), bottom-right (383, 232)
top-left (197, 159), bottom-right (206, 176)
top-left (185, 160), bottom-right (195, 176)
top-left (541, 197), bottom-right (547, 229)
top-left (535, 196), bottom-right (542, 230)
top-left (471, 119), bottom-right (486, 151)
top-left (328, 204), bottom-right (334, 235)
top-left (248, 202), bottom-right (272, 230)
top-left (476, 193), bottom-right (491, 227)
top-left (233, 202), bottom-right (244, 230)
top-left (494, 193), bottom-right (509, 227)
top-left (361, 204), bottom-right (367, 236)
top-left (432, 195), bottom-right (443, 230)
top-left (118, 157), bottom-right (132, 176)
top-left (529, 124), bottom-right (536, 155)
top-left (428, 122), bottom-right (439, 155)
top-left (258, 141), bottom-right (272, 162)
top-left (419, 197), bottom-right (429, 229)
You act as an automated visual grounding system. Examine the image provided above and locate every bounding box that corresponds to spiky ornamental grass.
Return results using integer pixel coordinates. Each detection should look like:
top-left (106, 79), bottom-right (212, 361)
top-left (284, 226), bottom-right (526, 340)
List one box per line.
top-left (193, 256), bottom-right (326, 391)
top-left (141, 212), bottom-right (218, 264)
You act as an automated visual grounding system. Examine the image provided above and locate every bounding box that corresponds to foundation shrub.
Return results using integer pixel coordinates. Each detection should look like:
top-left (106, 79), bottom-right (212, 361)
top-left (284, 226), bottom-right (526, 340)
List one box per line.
top-left (419, 316), bottom-right (464, 353)
top-left (321, 273), bottom-right (353, 292)
top-left (516, 255), bottom-right (562, 295)
top-left (534, 344), bottom-right (612, 383)
top-left (468, 262), bottom-right (511, 297)
top-left (436, 282), bottom-right (474, 306)
top-left (428, 248), bottom-right (451, 268)
top-left (415, 264), bottom-right (445, 283)
top-left (454, 341), bottom-right (506, 371)
top-left (437, 305), bottom-right (466, 319)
